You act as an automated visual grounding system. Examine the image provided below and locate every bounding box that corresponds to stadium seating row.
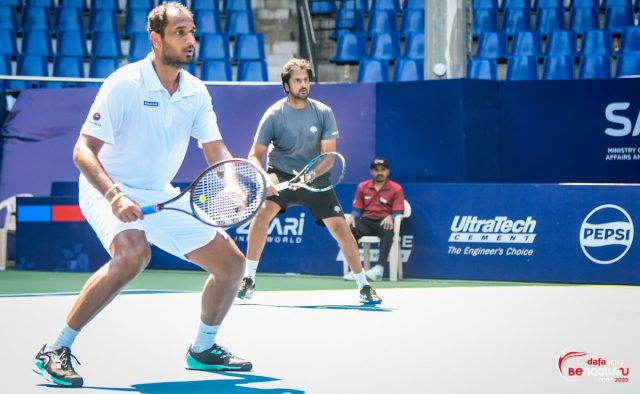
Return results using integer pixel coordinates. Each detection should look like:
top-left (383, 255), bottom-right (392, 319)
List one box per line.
top-left (330, 31), bottom-right (422, 63)
top-left (467, 53), bottom-right (640, 79)
top-left (474, 26), bottom-right (640, 58)
top-left (309, 0), bottom-right (424, 15)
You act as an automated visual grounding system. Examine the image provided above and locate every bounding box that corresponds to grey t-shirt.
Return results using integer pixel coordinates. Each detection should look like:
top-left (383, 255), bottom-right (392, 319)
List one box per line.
top-left (254, 97), bottom-right (339, 174)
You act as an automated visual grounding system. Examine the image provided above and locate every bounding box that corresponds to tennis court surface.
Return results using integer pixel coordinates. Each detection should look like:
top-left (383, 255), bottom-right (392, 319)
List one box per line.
top-left (1, 272), bottom-right (638, 393)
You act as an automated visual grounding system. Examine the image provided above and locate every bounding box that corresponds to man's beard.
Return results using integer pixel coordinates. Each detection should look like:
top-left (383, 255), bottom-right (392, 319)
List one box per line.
top-left (161, 51), bottom-right (192, 68)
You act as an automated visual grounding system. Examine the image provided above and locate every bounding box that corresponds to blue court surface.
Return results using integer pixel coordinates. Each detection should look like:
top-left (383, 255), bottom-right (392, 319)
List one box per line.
top-left (1, 285), bottom-right (639, 393)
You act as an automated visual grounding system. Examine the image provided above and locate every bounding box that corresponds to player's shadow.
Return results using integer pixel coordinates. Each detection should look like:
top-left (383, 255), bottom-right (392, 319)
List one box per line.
top-left (237, 303), bottom-right (394, 312)
top-left (79, 372), bottom-right (303, 393)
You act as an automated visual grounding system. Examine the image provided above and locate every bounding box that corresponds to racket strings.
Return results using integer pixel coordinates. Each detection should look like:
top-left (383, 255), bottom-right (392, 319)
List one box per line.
top-left (191, 161), bottom-right (265, 227)
top-left (306, 154), bottom-right (345, 190)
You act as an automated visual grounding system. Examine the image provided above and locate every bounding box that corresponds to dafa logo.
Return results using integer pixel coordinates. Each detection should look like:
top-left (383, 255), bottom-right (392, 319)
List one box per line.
top-left (579, 205), bottom-right (634, 265)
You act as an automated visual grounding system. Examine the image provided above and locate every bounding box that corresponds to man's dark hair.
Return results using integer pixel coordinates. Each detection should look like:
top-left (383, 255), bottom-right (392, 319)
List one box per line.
top-left (281, 58), bottom-right (313, 93)
top-left (147, 2), bottom-right (192, 38)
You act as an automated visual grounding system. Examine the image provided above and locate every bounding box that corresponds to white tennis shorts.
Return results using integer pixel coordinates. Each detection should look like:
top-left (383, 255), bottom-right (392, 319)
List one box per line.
top-left (78, 175), bottom-right (228, 260)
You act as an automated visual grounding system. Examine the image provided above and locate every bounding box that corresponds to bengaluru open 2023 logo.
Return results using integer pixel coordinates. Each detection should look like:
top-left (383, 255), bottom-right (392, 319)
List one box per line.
top-left (579, 204), bottom-right (634, 265)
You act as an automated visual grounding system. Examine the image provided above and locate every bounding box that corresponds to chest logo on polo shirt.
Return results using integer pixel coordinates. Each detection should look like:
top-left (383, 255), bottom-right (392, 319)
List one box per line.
top-left (309, 126), bottom-right (318, 134)
top-left (144, 100), bottom-right (159, 107)
top-left (380, 197), bottom-right (389, 204)
top-left (364, 195), bottom-right (372, 200)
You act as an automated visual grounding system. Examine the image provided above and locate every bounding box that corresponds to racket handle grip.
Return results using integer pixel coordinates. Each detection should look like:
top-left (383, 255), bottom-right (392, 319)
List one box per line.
top-left (274, 182), bottom-right (289, 192)
top-left (140, 204), bottom-right (159, 215)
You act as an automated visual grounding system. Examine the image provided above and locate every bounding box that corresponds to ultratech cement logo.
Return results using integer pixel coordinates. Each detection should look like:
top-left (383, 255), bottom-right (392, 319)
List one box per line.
top-left (449, 216), bottom-right (537, 243)
top-left (580, 204), bottom-right (633, 265)
top-left (447, 215), bottom-right (537, 257)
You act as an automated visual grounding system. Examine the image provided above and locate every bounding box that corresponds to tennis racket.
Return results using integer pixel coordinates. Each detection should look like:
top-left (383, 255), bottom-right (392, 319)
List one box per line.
top-left (274, 151), bottom-right (346, 192)
top-left (141, 159), bottom-right (266, 228)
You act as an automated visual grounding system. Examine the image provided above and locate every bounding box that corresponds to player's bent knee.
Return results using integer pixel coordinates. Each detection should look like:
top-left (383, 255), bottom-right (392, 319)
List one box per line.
top-left (112, 244), bottom-right (151, 281)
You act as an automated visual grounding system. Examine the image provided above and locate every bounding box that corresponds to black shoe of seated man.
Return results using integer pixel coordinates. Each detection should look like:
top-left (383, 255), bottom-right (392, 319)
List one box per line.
top-left (33, 345), bottom-right (83, 388)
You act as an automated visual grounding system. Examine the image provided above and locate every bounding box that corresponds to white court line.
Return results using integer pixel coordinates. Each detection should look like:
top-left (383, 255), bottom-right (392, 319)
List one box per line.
top-left (1, 286), bottom-right (638, 393)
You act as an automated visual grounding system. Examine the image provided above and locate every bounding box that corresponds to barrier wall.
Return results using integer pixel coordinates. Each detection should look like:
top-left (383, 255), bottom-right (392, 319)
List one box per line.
top-left (15, 183), bottom-right (640, 285)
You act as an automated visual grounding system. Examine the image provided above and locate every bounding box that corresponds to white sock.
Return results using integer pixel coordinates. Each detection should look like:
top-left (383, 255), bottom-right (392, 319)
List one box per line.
top-left (191, 322), bottom-right (219, 353)
top-left (353, 271), bottom-right (369, 290)
top-left (245, 259), bottom-right (259, 280)
top-left (47, 324), bottom-right (79, 351)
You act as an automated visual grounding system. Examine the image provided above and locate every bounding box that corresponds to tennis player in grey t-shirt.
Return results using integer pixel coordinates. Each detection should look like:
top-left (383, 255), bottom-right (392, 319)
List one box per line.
top-left (237, 57), bottom-right (382, 304)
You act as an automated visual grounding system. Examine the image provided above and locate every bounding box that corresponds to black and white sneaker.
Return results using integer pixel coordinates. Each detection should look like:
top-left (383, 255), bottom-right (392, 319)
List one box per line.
top-left (33, 345), bottom-right (83, 387)
top-left (186, 344), bottom-right (253, 371)
top-left (359, 285), bottom-right (382, 305)
top-left (237, 277), bottom-right (255, 299)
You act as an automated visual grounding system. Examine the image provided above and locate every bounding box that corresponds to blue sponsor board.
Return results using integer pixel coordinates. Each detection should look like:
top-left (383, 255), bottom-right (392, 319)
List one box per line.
top-left (15, 184), bottom-right (640, 285)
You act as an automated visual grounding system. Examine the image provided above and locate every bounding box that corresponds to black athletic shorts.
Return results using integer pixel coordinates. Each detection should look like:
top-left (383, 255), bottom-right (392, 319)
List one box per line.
top-left (267, 168), bottom-right (344, 226)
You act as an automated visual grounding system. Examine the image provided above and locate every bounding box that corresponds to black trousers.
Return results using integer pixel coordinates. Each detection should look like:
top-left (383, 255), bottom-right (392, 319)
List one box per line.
top-left (350, 217), bottom-right (394, 269)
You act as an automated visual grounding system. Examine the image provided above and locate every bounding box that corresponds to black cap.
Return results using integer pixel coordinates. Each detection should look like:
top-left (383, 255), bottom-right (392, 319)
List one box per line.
top-left (370, 157), bottom-right (389, 169)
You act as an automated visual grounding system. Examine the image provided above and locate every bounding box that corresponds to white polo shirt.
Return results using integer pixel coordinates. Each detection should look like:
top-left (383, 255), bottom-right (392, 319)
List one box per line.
top-left (80, 54), bottom-right (222, 191)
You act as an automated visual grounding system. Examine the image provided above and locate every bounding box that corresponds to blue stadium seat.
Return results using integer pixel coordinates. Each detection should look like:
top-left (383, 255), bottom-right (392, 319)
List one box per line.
top-left (604, 5), bottom-right (635, 35)
top-left (357, 59), bottom-right (389, 83)
top-left (57, 30), bottom-right (89, 57)
top-left (472, 0), bottom-right (498, 9)
top-left (91, 31), bottom-right (123, 58)
top-left (125, 8), bottom-right (150, 36)
top-left (0, 29), bottom-right (18, 56)
top-left (369, 32), bottom-right (400, 61)
top-left (0, 5), bottom-right (18, 32)
top-left (198, 33), bottom-right (230, 60)
top-left (542, 55), bottom-right (574, 79)
top-left (89, 9), bottom-right (118, 32)
top-left (91, 0), bottom-right (119, 11)
top-left (578, 55), bottom-right (612, 78)
top-left (510, 30), bottom-right (542, 57)
top-left (619, 26), bottom-right (640, 55)
top-left (393, 58), bottom-right (423, 81)
top-left (59, 0), bottom-right (87, 8)
top-left (402, 32), bottom-right (424, 59)
top-left (309, 0), bottom-right (337, 14)
top-left (192, 0), bottom-right (218, 11)
top-left (201, 59), bottom-right (232, 81)
top-left (21, 29), bottom-right (53, 56)
top-left (535, 6), bottom-right (565, 37)
top-left (502, 0), bottom-right (530, 9)
top-left (602, 0), bottom-right (633, 8)
top-left (615, 54), bottom-right (640, 76)
top-left (544, 29), bottom-right (577, 56)
top-left (400, 8), bottom-right (424, 39)
top-left (89, 57), bottom-right (119, 78)
top-left (474, 31), bottom-right (507, 59)
top-left (534, 0), bottom-right (564, 8)
top-left (14, 54), bottom-right (49, 89)
top-left (0, 54), bottom-right (12, 89)
top-left (55, 7), bottom-right (86, 32)
top-left (224, 0), bottom-right (251, 12)
top-left (329, 31), bottom-right (366, 63)
top-left (29, 0), bottom-right (54, 8)
top-left (467, 58), bottom-right (498, 79)
top-left (237, 59), bottom-right (268, 81)
top-left (569, 6), bottom-right (599, 36)
top-left (126, 0), bottom-right (153, 10)
top-left (0, 0), bottom-right (20, 6)
top-left (128, 31), bottom-right (151, 62)
top-left (225, 10), bottom-right (255, 38)
top-left (50, 55), bottom-right (86, 87)
top-left (569, 0), bottom-right (599, 6)
top-left (472, 8), bottom-right (498, 37)
top-left (580, 29), bottom-right (613, 56)
top-left (402, 0), bottom-right (424, 10)
top-left (506, 55), bottom-right (539, 80)
top-left (370, 0), bottom-right (400, 12)
top-left (22, 6), bottom-right (52, 31)
top-left (194, 9), bottom-right (222, 38)
top-left (338, 0), bottom-right (369, 13)
top-left (331, 8), bottom-right (365, 40)
top-left (366, 10), bottom-right (397, 38)
top-left (502, 7), bottom-right (532, 37)
top-left (233, 33), bottom-right (265, 60)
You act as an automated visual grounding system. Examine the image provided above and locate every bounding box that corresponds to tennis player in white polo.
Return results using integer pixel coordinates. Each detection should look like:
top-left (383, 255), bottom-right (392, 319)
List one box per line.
top-left (33, 3), bottom-right (251, 388)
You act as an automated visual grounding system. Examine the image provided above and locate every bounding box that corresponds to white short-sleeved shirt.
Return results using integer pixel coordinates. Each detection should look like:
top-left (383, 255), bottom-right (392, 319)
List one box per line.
top-left (80, 54), bottom-right (222, 191)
